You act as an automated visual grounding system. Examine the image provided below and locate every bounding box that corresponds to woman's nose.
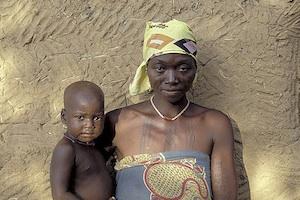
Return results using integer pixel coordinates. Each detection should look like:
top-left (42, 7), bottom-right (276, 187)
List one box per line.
top-left (165, 70), bottom-right (178, 84)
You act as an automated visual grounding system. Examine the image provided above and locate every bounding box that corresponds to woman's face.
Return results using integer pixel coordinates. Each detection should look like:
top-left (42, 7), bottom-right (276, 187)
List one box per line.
top-left (147, 53), bottom-right (197, 103)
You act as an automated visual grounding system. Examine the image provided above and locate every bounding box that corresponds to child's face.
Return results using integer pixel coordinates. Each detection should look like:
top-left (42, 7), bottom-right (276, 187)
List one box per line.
top-left (63, 95), bottom-right (104, 143)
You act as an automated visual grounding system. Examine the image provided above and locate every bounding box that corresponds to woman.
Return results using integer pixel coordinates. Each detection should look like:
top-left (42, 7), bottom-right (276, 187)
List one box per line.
top-left (104, 19), bottom-right (237, 200)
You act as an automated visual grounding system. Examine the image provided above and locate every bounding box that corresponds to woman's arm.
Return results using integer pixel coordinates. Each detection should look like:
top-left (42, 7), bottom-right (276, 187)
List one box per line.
top-left (209, 111), bottom-right (237, 200)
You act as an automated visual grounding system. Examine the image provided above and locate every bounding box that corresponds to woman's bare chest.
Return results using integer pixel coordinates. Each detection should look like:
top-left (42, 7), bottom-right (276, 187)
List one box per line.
top-left (114, 118), bottom-right (213, 157)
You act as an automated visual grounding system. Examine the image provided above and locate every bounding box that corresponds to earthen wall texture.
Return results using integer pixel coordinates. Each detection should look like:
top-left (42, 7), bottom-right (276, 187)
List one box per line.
top-left (0, 0), bottom-right (299, 199)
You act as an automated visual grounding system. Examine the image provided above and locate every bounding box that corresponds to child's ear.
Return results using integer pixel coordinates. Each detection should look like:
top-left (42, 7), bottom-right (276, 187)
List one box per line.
top-left (61, 108), bottom-right (67, 124)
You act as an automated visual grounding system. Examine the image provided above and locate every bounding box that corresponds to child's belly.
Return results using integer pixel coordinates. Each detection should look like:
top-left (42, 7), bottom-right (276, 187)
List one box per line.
top-left (75, 170), bottom-right (113, 200)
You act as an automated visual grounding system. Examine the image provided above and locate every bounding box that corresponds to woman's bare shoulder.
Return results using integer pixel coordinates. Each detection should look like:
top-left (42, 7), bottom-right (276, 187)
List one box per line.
top-left (106, 101), bottom-right (152, 122)
top-left (190, 103), bottom-right (231, 125)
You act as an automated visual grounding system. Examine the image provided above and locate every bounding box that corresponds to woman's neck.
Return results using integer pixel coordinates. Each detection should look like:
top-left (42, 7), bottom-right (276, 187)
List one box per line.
top-left (150, 95), bottom-right (189, 120)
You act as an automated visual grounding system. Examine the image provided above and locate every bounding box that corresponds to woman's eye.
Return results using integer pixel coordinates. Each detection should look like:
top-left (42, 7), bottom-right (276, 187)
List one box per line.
top-left (178, 64), bottom-right (191, 72)
top-left (154, 65), bottom-right (165, 72)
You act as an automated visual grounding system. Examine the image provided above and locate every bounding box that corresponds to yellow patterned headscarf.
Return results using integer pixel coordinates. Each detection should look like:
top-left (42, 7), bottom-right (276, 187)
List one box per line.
top-left (129, 19), bottom-right (198, 96)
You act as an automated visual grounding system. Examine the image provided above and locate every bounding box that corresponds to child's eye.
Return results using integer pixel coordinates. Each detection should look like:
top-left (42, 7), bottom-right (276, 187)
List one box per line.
top-left (93, 116), bottom-right (103, 121)
top-left (76, 115), bottom-right (84, 120)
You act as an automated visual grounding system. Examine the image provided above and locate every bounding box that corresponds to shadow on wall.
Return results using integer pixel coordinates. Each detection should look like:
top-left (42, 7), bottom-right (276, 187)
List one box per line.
top-left (230, 118), bottom-right (251, 200)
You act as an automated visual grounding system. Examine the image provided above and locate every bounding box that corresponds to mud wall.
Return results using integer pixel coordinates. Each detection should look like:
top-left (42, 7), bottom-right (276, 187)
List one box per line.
top-left (0, 0), bottom-right (299, 199)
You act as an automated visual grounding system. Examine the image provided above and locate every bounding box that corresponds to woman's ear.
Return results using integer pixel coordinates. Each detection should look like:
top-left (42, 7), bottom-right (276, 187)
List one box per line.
top-left (61, 108), bottom-right (67, 125)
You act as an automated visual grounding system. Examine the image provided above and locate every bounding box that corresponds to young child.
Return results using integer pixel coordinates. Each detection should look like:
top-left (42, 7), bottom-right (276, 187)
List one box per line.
top-left (50, 81), bottom-right (114, 200)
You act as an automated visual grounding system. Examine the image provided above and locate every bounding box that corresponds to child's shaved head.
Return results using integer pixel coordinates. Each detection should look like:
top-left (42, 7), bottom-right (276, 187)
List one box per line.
top-left (64, 81), bottom-right (104, 109)
top-left (61, 80), bottom-right (105, 143)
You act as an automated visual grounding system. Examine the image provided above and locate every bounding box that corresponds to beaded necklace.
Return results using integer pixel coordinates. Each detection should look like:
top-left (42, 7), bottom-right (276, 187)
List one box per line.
top-left (150, 96), bottom-right (190, 121)
top-left (64, 133), bottom-right (95, 146)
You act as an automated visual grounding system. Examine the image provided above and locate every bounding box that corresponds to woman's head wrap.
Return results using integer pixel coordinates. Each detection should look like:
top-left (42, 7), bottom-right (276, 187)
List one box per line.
top-left (129, 19), bottom-right (198, 96)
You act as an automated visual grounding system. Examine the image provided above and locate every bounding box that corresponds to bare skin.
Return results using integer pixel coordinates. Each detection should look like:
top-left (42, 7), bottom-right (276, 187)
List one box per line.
top-left (50, 81), bottom-right (113, 200)
top-left (104, 54), bottom-right (237, 200)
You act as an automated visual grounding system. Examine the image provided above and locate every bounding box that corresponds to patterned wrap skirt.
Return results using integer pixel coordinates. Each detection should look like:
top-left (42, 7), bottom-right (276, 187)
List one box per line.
top-left (115, 151), bottom-right (212, 200)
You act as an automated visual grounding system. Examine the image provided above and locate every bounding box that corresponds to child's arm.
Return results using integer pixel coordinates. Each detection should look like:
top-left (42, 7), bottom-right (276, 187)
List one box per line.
top-left (50, 142), bottom-right (81, 200)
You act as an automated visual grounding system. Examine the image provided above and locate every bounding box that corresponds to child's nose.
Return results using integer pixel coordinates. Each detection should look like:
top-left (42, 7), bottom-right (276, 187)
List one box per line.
top-left (84, 118), bottom-right (94, 127)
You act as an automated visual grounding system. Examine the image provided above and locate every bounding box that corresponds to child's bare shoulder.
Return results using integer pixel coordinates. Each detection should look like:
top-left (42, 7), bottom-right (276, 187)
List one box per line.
top-left (52, 138), bottom-right (75, 162)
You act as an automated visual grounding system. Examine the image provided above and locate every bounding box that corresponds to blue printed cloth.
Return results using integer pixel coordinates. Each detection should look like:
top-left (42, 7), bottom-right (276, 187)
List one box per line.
top-left (115, 151), bottom-right (212, 200)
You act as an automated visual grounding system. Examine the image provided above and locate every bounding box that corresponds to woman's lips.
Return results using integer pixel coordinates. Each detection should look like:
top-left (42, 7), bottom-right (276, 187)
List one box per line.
top-left (162, 89), bottom-right (183, 95)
